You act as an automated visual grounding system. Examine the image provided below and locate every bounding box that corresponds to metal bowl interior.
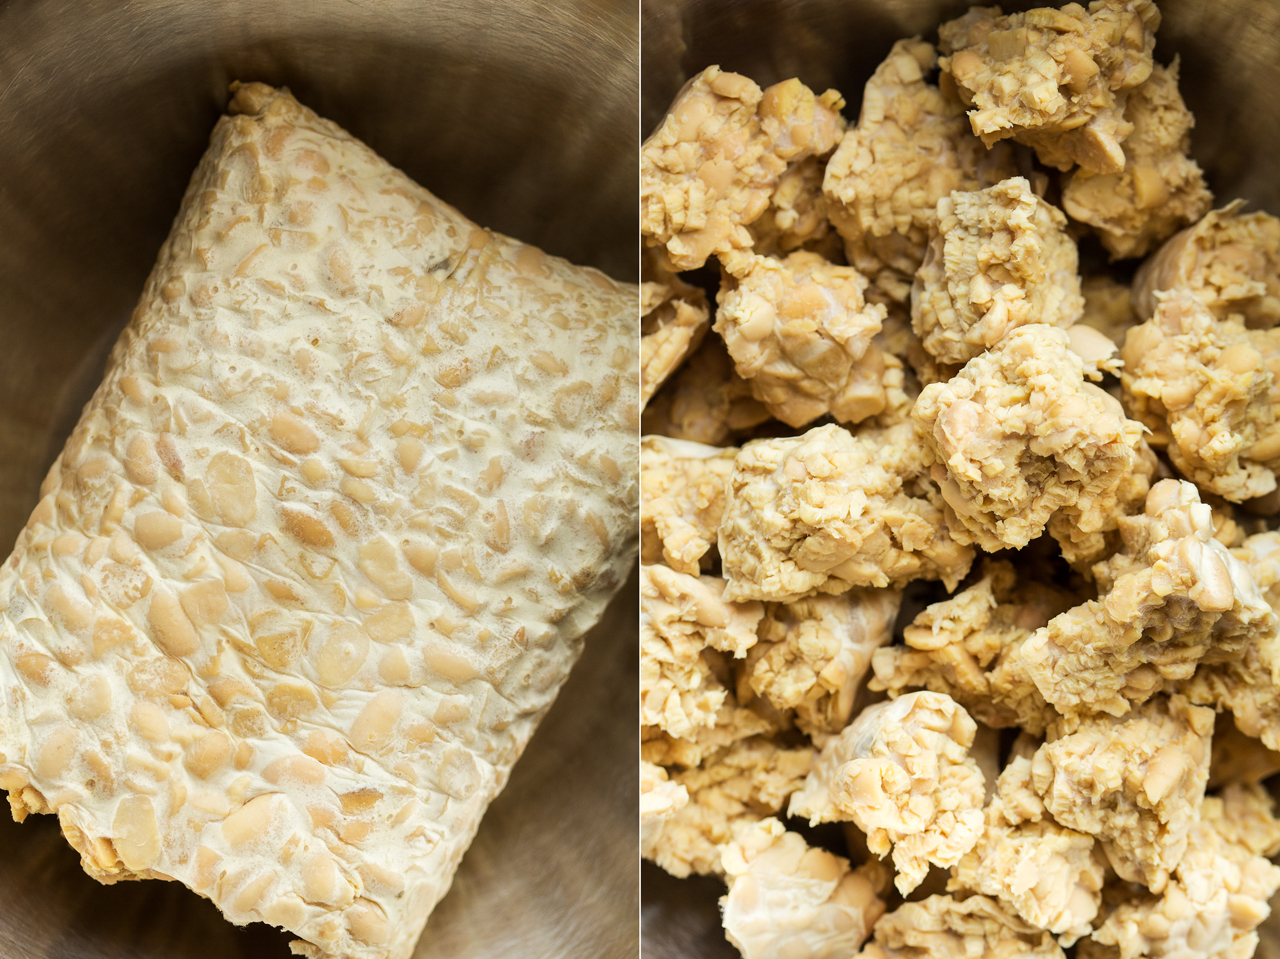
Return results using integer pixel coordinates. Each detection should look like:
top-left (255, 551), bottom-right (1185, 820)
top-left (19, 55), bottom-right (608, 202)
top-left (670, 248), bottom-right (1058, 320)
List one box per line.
top-left (0, 1), bottom-right (638, 957)
top-left (640, 0), bottom-right (1280, 955)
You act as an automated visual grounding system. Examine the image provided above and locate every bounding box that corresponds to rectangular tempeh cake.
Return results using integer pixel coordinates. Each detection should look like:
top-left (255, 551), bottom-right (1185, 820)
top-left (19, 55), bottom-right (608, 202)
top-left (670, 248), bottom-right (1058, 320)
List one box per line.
top-left (0, 82), bottom-right (638, 959)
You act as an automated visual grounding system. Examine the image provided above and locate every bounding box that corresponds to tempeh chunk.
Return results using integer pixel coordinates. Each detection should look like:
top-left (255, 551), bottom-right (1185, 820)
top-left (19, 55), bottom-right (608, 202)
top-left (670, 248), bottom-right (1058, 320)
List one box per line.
top-left (1121, 290), bottom-right (1280, 502)
top-left (642, 67), bottom-right (845, 271)
top-left (858, 894), bottom-right (1066, 959)
top-left (1133, 202), bottom-right (1280, 328)
top-left (1062, 60), bottom-right (1212, 260)
top-left (1088, 785), bottom-right (1280, 959)
top-left (950, 753), bottom-right (1106, 943)
top-left (913, 324), bottom-right (1145, 551)
top-left (715, 250), bottom-right (890, 428)
top-left (1019, 480), bottom-right (1273, 719)
top-left (870, 561), bottom-right (1072, 735)
top-left (721, 818), bottom-right (886, 959)
top-left (745, 589), bottom-right (900, 736)
top-left (719, 423), bottom-right (974, 602)
top-left (641, 565), bottom-right (763, 739)
top-left (939, 1), bottom-right (1161, 176)
top-left (647, 738), bottom-right (813, 878)
top-left (788, 691), bottom-right (986, 895)
top-left (824, 38), bottom-right (1016, 302)
top-left (1029, 695), bottom-right (1214, 892)
top-left (0, 83), bottom-right (638, 959)
top-left (641, 252), bottom-right (711, 407)
top-left (640, 436), bottom-right (737, 575)
top-left (913, 177), bottom-right (1083, 365)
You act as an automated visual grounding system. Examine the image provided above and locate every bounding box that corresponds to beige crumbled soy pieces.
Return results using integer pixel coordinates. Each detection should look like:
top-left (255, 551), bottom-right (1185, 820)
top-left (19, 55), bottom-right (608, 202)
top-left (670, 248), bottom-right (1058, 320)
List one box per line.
top-left (719, 423), bottom-right (975, 602)
top-left (721, 818), bottom-right (887, 959)
top-left (913, 177), bottom-right (1084, 365)
top-left (913, 324), bottom-right (1146, 551)
top-left (642, 699), bottom-right (775, 771)
top-left (1087, 786), bottom-right (1280, 959)
top-left (788, 691), bottom-right (987, 895)
top-left (1018, 480), bottom-right (1274, 718)
top-left (714, 250), bottom-right (891, 427)
top-left (641, 15), bottom-right (1280, 959)
top-left (1121, 290), bottom-right (1280, 502)
top-left (744, 590), bottom-right (901, 736)
top-left (1134, 202), bottom-right (1280, 327)
top-left (642, 66), bottom-right (845, 270)
top-left (641, 760), bottom-right (690, 860)
top-left (870, 562), bottom-right (1072, 734)
top-left (938, 1), bottom-right (1161, 176)
top-left (0, 84), bottom-right (641, 959)
top-left (640, 565), bottom-right (764, 740)
top-left (640, 436), bottom-right (737, 574)
top-left (748, 156), bottom-right (841, 259)
top-left (824, 38), bottom-right (1016, 301)
top-left (641, 335), bottom-right (772, 446)
top-left (1062, 60), bottom-right (1212, 260)
top-left (646, 738), bottom-right (814, 878)
top-left (641, 252), bottom-right (711, 407)
top-left (950, 752), bottom-right (1106, 943)
top-left (1046, 436), bottom-right (1158, 570)
top-left (858, 894), bottom-right (1067, 959)
top-left (1180, 530), bottom-right (1280, 752)
top-left (1030, 694), bottom-right (1214, 892)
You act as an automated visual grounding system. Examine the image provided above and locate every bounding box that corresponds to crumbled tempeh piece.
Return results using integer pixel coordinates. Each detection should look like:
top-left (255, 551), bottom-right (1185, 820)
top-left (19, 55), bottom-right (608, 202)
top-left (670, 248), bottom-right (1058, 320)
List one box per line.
top-left (746, 589), bottom-right (901, 736)
top-left (641, 252), bottom-right (711, 407)
top-left (748, 156), bottom-right (842, 259)
top-left (1079, 274), bottom-right (1138, 347)
top-left (641, 699), bottom-right (775, 770)
top-left (1021, 480), bottom-right (1273, 718)
top-left (648, 738), bottom-right (813, 878)
top-left (824, 39), bottom-right (1016, 302)
top-left (642, 67), bottom-right (845, 270)
top-left (870, 561), bottom-right (1073, 735)
top-left (1065, 323), bottom-right (1124, 382)
top-left (641, 335), bottom-right (773, 446)
top-left (1090, 785), bottom-right (1280, 959)
top-left (913, 177), bottom-right (1084, 365)
top-left (1121, 290), bottom-right (1280, 502)
top-left (857, 894), bottom-right (1066, 959)
top-left (1209, 713), bottom-right (1280, 789)
top-left (913, 324), bottom-right (1146, 551)
top-left (788, 691), bottom-right (986, 895)
top-left (1030, 695), bottom-right (1214, 892)
top-left (950, 754), bottom-right (1106, 943)
top-left (1181, 530), bottom-right (1280, 752)
top-left (1209, 782), bottom-right (1280, 858)
top-left (1062, 60), bottom-right (1212, 260)
top-left (641, 565), bottom-right (764, 739)
top-left (715, 250), bottom-right (891, 427)
top-left (721, 818), bottom-right (886, 959)
top-left (939, 1), bottom-right (1161, 176)
top-left (641, 760), bottom-right (690, 859)
top-left (1046, 437), bottom-right (1157, 571)
top-left (641, 436), bottom-right (737, 574)
top-left (1134, 202), bottom-right (1280, 327)
top-left (719, 423), bottom-right (974, 602)
top-left (877, 305), bottom-right (961, 388)
top-left (0, 84), bottom-right (640, 959)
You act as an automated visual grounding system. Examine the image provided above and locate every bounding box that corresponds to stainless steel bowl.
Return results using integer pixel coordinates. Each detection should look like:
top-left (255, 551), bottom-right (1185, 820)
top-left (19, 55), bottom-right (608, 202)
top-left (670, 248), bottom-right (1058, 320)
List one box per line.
top-left (0, 2), bottom-right (638, 957)
top-left (640, 0), bottom-right (1280, 955)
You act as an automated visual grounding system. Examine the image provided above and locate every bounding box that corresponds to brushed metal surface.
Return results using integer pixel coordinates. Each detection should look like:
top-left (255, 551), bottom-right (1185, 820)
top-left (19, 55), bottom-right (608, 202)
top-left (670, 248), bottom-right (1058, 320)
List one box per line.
top-left (0, 2), bottom-right (638, 957)
top-left (640, 0), bottom-right (1280, 955)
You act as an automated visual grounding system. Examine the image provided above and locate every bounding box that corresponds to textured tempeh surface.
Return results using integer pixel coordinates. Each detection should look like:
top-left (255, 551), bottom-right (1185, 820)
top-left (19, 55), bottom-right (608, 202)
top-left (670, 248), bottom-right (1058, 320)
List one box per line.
top-left (0, 82), bottom-right (638, 959)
